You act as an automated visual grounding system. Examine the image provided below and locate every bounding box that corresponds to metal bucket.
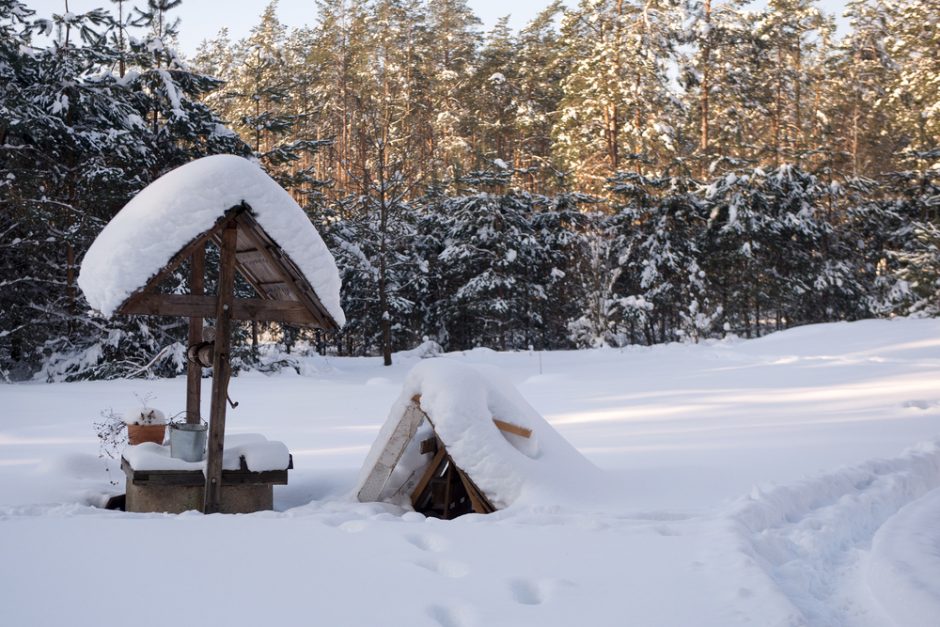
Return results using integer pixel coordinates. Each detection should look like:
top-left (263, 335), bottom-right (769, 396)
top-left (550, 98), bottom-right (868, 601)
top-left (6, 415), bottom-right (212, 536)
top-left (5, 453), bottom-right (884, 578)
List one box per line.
top-left (169, 422), bottom-right (208, 462)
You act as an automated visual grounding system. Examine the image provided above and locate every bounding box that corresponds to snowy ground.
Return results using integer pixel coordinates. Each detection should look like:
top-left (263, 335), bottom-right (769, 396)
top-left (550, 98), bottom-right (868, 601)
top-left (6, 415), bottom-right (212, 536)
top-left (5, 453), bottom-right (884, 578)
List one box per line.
top-left (2, 318), bottom-right (939, 626)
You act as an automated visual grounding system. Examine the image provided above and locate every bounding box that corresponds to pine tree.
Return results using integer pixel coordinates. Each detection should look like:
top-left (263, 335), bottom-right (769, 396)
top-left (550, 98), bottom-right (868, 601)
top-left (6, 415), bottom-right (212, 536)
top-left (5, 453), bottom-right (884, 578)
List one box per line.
top-left (609, 169), bottom-right (714, 344)
top-left (0, 0), bottom-right (37, 379)
top-left (425, 0), bottom-right (482, 184)
top-left (0, 5), bottom-right (171, 380)
top-left (309, 0), bottom-right (371, 194)
top-left (554, 0), bottom-right (684, 190)
top-left (470, 17), bottom-right (518, 170)
top-left (886, 0), bottom-right (940, 154)
top-left (826, 0), bottom-right (901, 177)
top-left (125, 0), bottom-right (249, 168)
top-left (1, 0), bottom-right (250, 380)
top-left (752, 0), bottom-right (833, 166)
top-left (529, 192), bottom-right (595, 347)
top-left (859, 152), bottom-right (940, 316)
top-left (683, 0), bottom-right (765, 173)
top-left (429, 173), bottom-right (541, 350)
top-left (513, 2), bottom-right (569, 193)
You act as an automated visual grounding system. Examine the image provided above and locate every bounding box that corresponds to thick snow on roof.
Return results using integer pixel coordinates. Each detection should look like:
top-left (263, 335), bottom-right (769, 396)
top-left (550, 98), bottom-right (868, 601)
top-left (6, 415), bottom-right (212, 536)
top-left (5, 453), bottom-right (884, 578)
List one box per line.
top-left (77, 154), bottom-right (344, 326)
top-left (357, 360), bottom-right (605, 509)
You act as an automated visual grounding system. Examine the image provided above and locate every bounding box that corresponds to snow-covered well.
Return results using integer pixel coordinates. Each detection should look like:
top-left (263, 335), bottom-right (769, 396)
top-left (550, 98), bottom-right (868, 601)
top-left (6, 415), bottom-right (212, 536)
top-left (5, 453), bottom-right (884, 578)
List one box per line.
top-left (357, 360), bottom-right (604, 510)
top-left (77, 154), bottom-right (344, 326)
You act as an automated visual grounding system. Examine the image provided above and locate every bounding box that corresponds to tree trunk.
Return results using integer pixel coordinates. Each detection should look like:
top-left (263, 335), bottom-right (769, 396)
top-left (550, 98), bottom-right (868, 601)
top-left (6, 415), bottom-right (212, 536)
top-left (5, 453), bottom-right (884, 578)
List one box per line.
top-left (700, 0), bottom-right (712, 172)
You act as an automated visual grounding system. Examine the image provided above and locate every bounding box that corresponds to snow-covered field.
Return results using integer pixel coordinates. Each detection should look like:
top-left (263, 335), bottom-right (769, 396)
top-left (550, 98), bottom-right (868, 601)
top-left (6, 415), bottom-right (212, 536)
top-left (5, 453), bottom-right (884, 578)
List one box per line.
top-left (2, 318), bottom-right (939, 627)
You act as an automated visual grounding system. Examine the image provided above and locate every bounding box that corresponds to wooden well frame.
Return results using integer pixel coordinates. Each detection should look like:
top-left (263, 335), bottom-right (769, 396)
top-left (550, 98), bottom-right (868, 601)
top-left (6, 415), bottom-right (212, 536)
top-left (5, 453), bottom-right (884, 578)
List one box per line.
top-left (115, 203), bottom-right (340, 513)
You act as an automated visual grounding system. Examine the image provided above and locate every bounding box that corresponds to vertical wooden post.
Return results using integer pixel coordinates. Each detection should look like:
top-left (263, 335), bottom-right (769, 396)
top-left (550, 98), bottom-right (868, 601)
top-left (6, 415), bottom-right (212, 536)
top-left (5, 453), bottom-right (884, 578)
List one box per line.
top-left (204, 221), bottom-right (238, 514)
top-left (186, 245), bottom-right (205, 424)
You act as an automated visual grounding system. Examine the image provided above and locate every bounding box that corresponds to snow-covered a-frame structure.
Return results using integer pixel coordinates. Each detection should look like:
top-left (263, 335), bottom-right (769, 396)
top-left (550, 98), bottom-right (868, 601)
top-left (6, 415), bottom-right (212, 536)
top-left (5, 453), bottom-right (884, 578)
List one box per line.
top-left (78, 154), bottom-right (344, 513)
top-left (357, 361), bottom-right (600, 517)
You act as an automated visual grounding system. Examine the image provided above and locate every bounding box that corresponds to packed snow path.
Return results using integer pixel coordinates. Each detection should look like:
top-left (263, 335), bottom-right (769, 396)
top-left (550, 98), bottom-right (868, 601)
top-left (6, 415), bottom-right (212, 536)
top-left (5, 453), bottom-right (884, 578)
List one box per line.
top-left (1, 318), bottom-right (939, 626)
top-left (718, 440), bottom-right (940, 626)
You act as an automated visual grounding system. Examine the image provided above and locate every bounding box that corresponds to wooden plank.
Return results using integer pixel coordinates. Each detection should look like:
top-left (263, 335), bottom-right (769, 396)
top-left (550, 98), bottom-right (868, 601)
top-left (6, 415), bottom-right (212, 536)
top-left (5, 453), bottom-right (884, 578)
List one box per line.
top-left (120, 294), bottom-right (319, 325)
top-left (357, 401), bottom-right (427, 502)
top-left (441, 461), bottom-right (454, 520)
top-left (493, 419), bottom-right (532, 439)
top-left (234, 213), bottom-right (339, 330)
top-left (409, 446), bottom-right (446, 508)
top-left (122, 458), bottom-right (288, 486)
top-left (455, 467), bottom-right (494, 514)
top-left (234, 249), bottom-right (268, 265)
top-left (251, 280), bottom-right (295, 302)
top-left (121, 293), bottom-right (214, 317)
top-left (233, 298), bottom-right (316, 323)
top-left (185, 245), bottom-right (205, 424)
top-left (463, 471), bottom-right (496, 514)
top-left (261, 284), bottom-right (295, 302)
top-left (204, 220), bottom-right (238, 514)
top-left (454, 467), bottom-right (483, 514)
top-left (234, 249), bottom-right (284, 285)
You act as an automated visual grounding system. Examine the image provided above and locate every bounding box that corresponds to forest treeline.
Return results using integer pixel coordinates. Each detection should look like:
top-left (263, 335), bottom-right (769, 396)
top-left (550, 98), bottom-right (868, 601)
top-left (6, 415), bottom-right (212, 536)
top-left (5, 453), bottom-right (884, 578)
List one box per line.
top-left (0, 0), bottom-right (937, 380)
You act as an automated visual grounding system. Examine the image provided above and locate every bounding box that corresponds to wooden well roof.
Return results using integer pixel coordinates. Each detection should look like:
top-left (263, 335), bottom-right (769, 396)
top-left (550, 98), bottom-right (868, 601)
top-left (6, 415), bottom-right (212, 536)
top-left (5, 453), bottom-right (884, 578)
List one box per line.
top-left (118, 204), bottom-right (340, 331)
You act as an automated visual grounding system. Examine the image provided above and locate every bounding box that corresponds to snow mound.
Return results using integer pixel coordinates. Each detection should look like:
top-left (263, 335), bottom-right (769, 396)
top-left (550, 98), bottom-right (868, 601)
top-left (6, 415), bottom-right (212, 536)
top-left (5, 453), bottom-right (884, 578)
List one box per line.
top-left (394, 340), bottom-right (444, 360)
top-left (77, 154), bottom-right (344, 326)
top-left (357, 360), bottom-right (604, 510)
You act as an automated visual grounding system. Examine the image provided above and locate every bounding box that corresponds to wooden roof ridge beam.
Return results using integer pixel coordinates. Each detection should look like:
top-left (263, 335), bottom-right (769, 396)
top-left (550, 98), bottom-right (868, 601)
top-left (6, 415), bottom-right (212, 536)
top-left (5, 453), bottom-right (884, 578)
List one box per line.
top-left (410, 395), bottom-right (533, 439)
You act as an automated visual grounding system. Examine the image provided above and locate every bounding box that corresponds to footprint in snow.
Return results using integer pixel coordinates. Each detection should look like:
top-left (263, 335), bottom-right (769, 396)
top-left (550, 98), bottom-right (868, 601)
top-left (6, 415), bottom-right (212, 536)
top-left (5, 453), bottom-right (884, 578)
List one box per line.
top-left (321, 515), bottom-right (358, 528)
top-left (413, 557), bottom-right (470, 579)
top-left (404, 532), bottom-right (449, 553)
top-left (427, 604), bottom-right (477, 627)
top-left (338, 520), bottom-right (368, 533)
top-left (654, 524), bottom-right (680, 536)
top-left (509, 578), bottom-right (573, 606)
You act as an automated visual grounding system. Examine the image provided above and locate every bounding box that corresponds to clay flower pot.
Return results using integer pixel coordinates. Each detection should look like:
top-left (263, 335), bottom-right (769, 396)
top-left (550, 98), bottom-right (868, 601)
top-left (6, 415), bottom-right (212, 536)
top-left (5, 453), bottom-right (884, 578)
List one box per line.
top-left (124, 407), bottom-right (168, 446)
top-left (127, 423), bottom-right (166, 446)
